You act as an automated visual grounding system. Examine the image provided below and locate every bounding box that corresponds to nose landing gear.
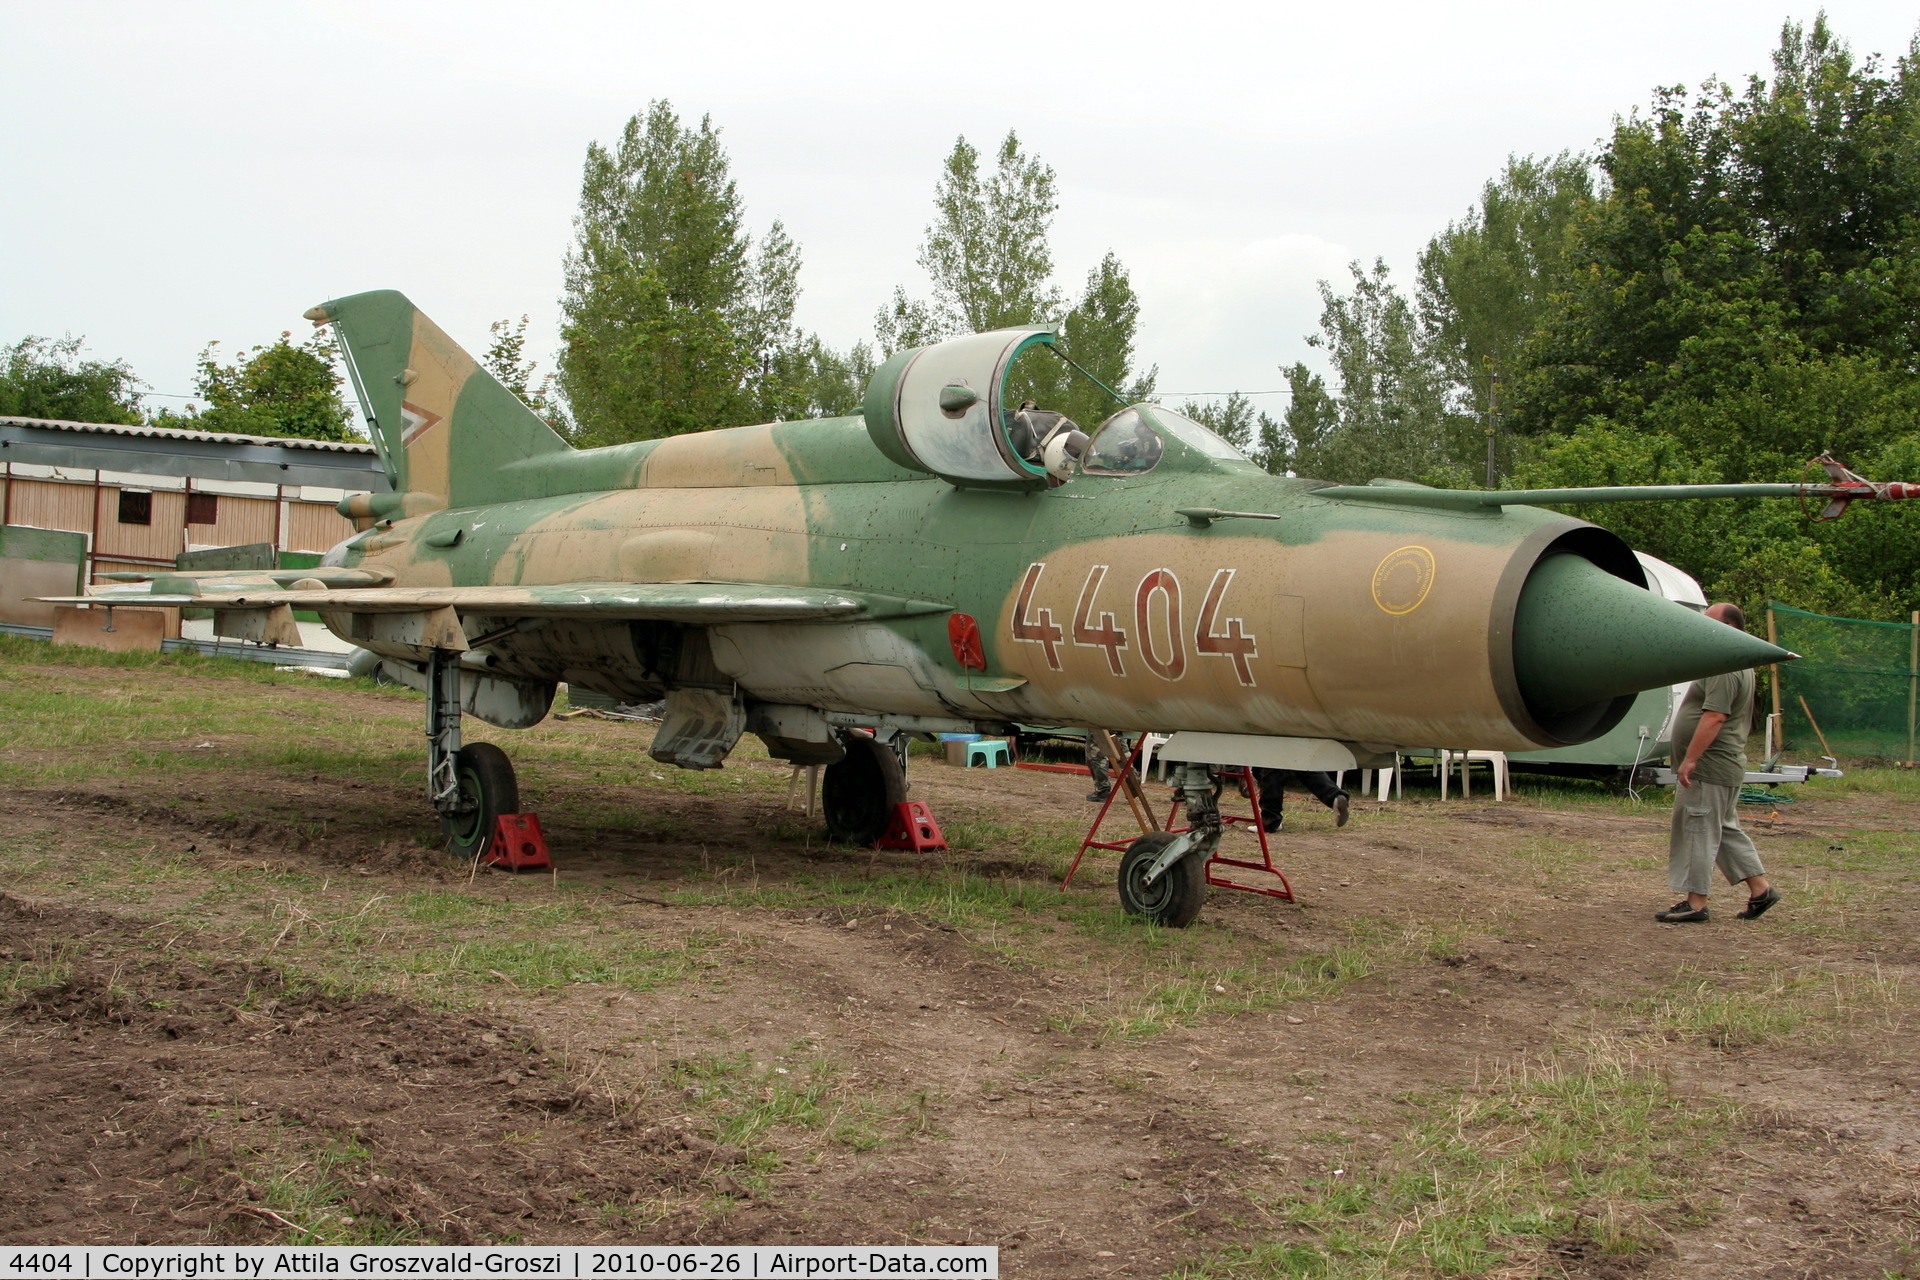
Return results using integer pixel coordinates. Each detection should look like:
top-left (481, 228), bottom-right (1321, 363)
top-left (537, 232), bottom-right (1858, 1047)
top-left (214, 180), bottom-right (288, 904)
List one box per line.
top-left (1114, 763), bottom-right (1220, 927)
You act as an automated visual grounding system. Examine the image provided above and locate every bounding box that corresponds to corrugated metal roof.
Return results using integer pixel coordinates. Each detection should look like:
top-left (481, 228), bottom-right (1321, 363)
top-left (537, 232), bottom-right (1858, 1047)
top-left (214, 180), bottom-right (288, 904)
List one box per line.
top-left (0, 415), bottom-right (378, 454)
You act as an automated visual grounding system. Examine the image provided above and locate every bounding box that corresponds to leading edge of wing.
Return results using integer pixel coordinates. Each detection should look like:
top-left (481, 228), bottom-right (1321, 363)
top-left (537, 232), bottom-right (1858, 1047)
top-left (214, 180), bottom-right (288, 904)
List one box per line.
top-left (39, 581), bottom-right (950, 625)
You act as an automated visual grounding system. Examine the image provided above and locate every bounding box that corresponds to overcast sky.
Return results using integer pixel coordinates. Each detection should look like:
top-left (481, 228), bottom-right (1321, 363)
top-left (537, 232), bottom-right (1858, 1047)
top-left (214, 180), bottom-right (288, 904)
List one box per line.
top-left (2, 1), bottom-right (1914, 421)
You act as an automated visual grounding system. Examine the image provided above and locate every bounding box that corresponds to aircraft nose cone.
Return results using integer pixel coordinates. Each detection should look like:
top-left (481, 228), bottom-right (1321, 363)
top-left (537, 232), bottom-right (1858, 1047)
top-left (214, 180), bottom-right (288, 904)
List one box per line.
top-left (1513, 553), bottom-right (1792, 716)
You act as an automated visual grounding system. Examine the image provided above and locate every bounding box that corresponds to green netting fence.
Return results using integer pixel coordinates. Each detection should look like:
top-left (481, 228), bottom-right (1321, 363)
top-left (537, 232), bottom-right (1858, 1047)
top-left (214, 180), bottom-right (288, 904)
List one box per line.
top-left (1770, 603), bottom-right (1920, 763)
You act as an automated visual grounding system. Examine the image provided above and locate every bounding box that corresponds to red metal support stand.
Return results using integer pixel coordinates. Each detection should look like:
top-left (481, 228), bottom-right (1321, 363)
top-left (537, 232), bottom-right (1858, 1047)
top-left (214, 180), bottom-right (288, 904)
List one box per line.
top-left (1063, 738), bottom-right (1155, 887)
top-left (1065, 756), bottom-right (1294, 903)
top-left (1161, 768), bottom-right (1294, 901)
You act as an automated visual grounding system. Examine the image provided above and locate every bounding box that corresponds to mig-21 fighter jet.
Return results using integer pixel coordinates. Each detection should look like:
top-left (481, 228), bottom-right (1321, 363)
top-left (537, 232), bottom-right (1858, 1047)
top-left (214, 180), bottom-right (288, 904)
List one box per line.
top-left (54, 291), bottom-right (1918, 925)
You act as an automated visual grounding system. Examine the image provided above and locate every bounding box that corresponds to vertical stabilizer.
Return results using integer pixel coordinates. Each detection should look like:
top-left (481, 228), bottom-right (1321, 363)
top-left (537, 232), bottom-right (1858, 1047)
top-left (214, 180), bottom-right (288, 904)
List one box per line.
top-left (305, 290), bottom-right (570, 511)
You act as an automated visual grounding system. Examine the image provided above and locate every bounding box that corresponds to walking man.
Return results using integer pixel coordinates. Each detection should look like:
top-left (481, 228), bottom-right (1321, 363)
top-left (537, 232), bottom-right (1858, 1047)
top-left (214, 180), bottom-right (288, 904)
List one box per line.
top-left (1249, 767), bottom-right (1350, 833)
top-left (1657, 602), bottom-right (1782, 923)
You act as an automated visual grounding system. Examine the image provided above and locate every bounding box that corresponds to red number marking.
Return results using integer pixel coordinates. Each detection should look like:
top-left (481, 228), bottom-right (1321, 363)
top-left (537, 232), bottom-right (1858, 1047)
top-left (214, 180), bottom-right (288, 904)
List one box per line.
top-left (1071, 565), bottom-right (1129, 675)
top-left (1134, 569), bottom-right (1186, 680)
top-left (1012, 563), bottom-right (1064, 670)
top-left (1194, 569), bottom-right (1259, 686)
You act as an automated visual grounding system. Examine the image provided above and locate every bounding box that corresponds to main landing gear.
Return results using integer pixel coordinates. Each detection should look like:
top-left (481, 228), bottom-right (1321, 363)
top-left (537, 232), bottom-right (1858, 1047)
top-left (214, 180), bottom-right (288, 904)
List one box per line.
top-left (821, 730), bottom-right (908, 846)
top-left (1114, 762), bottom-right (1220, 928)
top-left (426, 648), bottom-right (518, 860)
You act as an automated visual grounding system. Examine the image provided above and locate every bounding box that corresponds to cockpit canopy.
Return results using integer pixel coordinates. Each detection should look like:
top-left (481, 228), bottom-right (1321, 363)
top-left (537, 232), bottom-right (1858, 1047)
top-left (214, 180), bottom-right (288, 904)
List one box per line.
top-left (863, 329), bottom-right (1249, 488)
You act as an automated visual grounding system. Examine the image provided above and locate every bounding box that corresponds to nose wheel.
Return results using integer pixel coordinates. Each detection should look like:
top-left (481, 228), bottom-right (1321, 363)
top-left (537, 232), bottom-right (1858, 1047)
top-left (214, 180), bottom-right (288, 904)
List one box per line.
top-left (1117, 832), bottom-right (1207, 927)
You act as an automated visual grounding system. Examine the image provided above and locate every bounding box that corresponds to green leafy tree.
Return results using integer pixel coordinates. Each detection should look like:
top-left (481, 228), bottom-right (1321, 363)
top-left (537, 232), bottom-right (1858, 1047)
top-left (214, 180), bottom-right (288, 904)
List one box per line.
top-left (175, 331), bottom-right (356, 441)
top-left (1416, 152), bottom-right (1595, 479)
top-left (919, 132), bottom-right (1063, 336)
top-left (1505, 18), bottom-right (1920, 619)
top-left (483, 315), bottom-right (563, 429)
top-left (0, 335), bottom-right (144, 424)
top-left (1058, 252), bottom-right (1155, 429)
top-left (1289, 260), bottom-right (1459, 484)
top-left (880, 135), bottom-right (1151, 425)
top-left (558, 100), bottom-right (841, 443)
top-left (1279, 363), bottom-right (1338, 476)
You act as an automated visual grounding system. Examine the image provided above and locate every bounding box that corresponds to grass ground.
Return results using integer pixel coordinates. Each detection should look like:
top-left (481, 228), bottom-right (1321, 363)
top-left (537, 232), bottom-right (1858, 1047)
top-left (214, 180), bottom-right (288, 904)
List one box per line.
top-left (0, 636), bottom-right (1915, 1276)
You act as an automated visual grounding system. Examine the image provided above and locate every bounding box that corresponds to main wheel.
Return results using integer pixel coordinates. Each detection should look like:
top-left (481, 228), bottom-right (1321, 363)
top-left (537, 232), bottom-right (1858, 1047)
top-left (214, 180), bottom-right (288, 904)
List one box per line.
top-left (821, 733), bottom-right (907, 846)
top-left (442, 742), bottom-right (519, 860)
top-left (1117, 833), bottom-right (1207, 927)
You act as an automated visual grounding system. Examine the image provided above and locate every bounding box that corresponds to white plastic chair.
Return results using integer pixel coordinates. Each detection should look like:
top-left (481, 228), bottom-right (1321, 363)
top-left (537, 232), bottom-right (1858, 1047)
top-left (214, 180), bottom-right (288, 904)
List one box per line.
top-left (1136, 732), bottom-right (1172, 781)
top-left (1437, 749), bottom-right (1508, 801)
top-left (1363, 754), bottom-right (1404, 801)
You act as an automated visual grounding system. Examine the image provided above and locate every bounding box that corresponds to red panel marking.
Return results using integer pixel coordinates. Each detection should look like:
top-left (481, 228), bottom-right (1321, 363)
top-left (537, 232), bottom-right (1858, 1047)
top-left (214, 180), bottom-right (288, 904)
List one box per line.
top-left (947, 612), bottom-right (987, 670)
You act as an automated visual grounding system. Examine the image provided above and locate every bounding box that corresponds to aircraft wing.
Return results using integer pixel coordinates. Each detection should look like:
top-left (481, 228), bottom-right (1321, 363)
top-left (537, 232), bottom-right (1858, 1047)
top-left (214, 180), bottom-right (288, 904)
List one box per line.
top-left (95, 567), bottom-right (396, 588)
top-left (40, 581), bottom-right (950, 625)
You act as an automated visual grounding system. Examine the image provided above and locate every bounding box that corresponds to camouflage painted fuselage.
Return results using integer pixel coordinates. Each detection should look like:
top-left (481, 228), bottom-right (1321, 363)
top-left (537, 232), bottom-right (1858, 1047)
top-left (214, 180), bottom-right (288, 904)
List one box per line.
top-left (328, 412), bottom-right (1593, 752)
top-left (292, 289), bottom-right (1784, 764)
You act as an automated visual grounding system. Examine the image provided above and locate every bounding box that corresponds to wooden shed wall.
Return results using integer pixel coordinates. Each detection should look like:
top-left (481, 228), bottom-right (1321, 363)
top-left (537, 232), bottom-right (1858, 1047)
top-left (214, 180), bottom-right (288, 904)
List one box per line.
top-left (186, 493), bottom-right (278, 549)
top-left (284, 501), bottom-right (355, 554)
top-left (6, 479), bottom-right (93, 533)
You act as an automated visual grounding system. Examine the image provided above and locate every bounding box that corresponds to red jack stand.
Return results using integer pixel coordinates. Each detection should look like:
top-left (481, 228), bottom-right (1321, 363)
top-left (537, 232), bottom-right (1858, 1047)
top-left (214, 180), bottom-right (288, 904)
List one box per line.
top-left (485, 813), bottom-right (552, 870)
top-left (874, 801), bottom-right (947, 852)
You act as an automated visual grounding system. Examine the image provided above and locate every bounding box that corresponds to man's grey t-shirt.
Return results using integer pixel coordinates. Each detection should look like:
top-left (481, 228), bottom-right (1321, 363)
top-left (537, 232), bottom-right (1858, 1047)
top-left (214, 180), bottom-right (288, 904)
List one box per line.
top-left (1670, 667), bottom-right (1756, 788)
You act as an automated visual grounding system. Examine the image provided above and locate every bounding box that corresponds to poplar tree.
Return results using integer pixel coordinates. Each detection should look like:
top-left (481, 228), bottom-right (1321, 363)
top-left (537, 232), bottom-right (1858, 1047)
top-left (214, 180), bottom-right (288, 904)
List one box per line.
top-left (1416, 153), bottom-right (1593, 423)
top-left (1058, 252), bottom-right (1155, 428)
top-left (482, 315), bottom-right (561, 428)
top-left (1288, 260), bottom-right (1457, 485)
top-left (879, 133), bottom-right (1153, 427)
top-left (558, 101), bottom-right (815, 444)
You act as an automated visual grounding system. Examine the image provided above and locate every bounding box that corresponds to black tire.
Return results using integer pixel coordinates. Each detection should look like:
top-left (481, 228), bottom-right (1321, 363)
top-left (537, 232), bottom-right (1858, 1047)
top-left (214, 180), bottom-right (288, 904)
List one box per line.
top-left (1117, 833), bottom-right (1207, 927)
top-left (442, 742), bottom-right (519, 860)
top-left (821, 733), bottom-right (907, 846)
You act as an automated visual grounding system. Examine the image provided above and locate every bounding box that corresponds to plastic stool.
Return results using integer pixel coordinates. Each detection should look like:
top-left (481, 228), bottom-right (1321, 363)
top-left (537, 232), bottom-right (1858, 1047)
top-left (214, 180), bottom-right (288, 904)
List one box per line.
top-left (965, 739), bottom-right (1011, 768)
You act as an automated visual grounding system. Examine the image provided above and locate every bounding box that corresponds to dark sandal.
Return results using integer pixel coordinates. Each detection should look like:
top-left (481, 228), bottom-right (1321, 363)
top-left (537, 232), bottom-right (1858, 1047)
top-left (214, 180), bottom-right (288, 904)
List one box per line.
top-left (1736, 888), bottom-right (1781, 920)
top-left (1655, 905), bottom-right (1710, 923)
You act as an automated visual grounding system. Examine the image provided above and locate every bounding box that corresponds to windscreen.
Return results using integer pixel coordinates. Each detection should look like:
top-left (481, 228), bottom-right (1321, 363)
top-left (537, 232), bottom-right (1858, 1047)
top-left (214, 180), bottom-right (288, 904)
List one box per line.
top-left (1080, 406), bottom-right (1166, 475)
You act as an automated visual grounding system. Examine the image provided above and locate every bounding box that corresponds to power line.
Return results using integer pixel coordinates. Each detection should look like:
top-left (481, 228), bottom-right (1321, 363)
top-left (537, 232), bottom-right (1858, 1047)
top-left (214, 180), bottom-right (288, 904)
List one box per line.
top-left (1153, 388), bottom-right (1295, 398)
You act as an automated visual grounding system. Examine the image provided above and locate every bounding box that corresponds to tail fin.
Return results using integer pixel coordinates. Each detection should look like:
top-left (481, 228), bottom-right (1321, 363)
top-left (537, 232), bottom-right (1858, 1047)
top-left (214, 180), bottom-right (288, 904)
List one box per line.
top-left (306, 290), bottom-right (569, 511)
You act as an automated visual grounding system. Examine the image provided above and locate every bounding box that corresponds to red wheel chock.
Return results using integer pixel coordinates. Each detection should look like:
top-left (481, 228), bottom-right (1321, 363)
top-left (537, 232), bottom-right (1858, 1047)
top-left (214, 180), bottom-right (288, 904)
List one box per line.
top-left (874, 801), bottom-right (947, 852)
top-left (485, 813), bottom-right (552, 870)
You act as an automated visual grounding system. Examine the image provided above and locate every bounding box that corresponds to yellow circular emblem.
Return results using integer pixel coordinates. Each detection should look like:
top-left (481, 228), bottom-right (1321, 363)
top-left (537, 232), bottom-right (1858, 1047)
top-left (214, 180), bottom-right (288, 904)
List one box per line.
top-left (1371, 545), bottom-right (1436, 615)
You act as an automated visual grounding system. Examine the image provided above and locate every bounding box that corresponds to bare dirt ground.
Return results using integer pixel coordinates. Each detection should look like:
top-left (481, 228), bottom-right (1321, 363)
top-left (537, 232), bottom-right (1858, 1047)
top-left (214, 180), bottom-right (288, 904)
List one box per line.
top-left (1, 650), bottom-right (1916, 1277)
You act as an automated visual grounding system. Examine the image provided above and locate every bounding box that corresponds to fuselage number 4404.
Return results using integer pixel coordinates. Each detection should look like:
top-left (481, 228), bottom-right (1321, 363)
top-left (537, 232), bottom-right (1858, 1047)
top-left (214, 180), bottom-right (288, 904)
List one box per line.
top-left (1012, 562), bottom-right (1259, 686)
